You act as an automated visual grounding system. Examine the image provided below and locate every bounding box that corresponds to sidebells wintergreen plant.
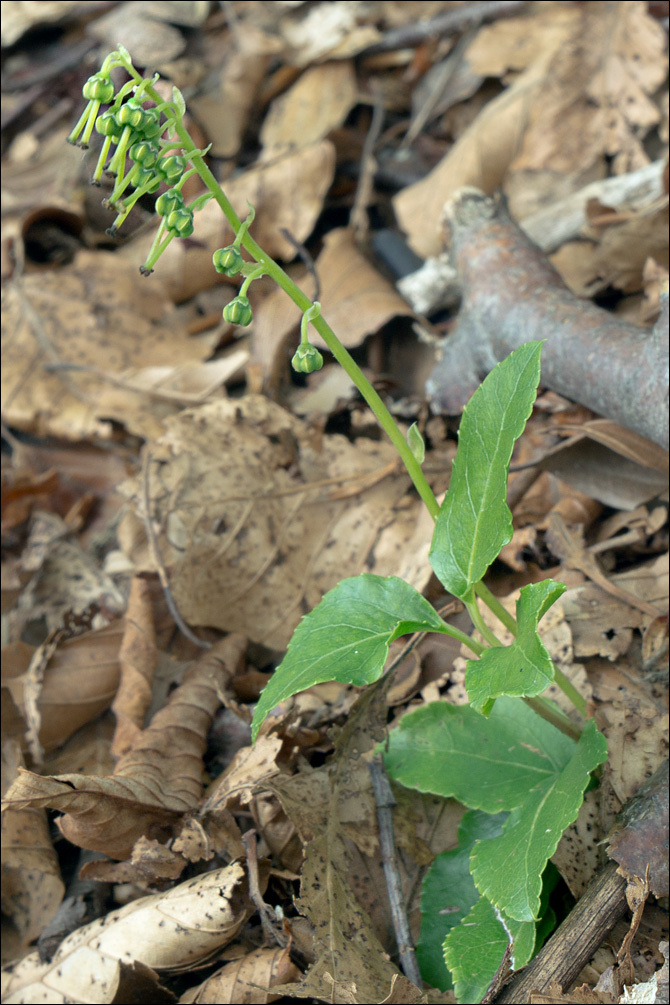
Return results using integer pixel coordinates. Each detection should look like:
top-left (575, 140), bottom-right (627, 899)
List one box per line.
top-left (71, 49), bottom-right (607, 1002)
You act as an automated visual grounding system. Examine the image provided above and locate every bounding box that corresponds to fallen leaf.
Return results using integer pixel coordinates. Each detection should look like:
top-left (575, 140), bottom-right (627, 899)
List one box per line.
top-left (1, 636), bottom-right (246, 859)
top-left (0, 862), bottom-right (249, 1002)
top-left (260, 61), bottom-right (358, 154)
top-left (117, 395), bottom-right (430, 650)
top-left (179, 944), bottom-right (300, 1003)
top-left (111, 575), bottom-right (158, 759)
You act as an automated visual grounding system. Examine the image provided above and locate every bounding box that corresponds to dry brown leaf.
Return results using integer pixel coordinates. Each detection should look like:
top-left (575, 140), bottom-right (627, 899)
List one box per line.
top-left (465, 6), bottom-right (580, 78)
top-left (1, 741), bottom-right (64, 958)
top-left (511, 2), bottom-right (668, 177)
top-left (179, 944), bottom-right (300, 1003)
top-left (393, 31), bottom-right (576, 258)
top-left (86, 2), bottom-right (187, 64)
top-left (204, 736), bottom-right (283, 813)
top-left (0, 0), bottom-right (94, 46)
top-left (1, 636), bottom-right (246, 859)
top-left (189, 28), bottom-right (278, 158)
top-left (260, 61), bottom-right (358, 154)
top-left (0, 862), bottom-right (249, 1003)
top-left (1, 618), bottom-right (123, 755)
top-left (1, 253), bottom-right (213, 441)
top-left (79, 834), bottom-right (186, 886)
top-left (117, 395), bottom-right (430, 650)
top-left (280, 1), bottom-right (381, 65)
top-left (111, 575), bottom-right (158, 759)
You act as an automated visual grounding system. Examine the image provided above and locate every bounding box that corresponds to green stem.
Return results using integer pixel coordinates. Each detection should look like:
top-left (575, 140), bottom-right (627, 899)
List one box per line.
top-left (552, 666), bottom-right (587, 717)
top-left (160, 108), bottom-right (441, 520)
top-left (523, 696), bottom-right (582, 742)
top-left (440, 624), bottom-right (486, 659)
top-left (475, 581), bottom-right (517, 636)
top-left (465, 591), bottom-right (503, 648)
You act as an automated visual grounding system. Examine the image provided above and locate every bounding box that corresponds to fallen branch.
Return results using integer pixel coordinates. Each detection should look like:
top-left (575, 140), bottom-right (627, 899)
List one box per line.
top-left (425, 189), bottom-right (669, 449)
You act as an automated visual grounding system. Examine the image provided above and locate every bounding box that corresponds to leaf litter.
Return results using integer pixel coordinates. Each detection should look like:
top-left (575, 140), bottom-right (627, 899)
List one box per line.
top-left (1, 2), bottom-right (668, 1002)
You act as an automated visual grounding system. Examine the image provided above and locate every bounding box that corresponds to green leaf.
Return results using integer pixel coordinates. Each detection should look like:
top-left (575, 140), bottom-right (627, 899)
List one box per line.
top-left (443, 895), bottom-right (535, 1005)
top-left (407, 422), bottom-right (426, 465)
top-left (466, 580), bottom-right (566, 713)
top-left (429, 342), bottom-right (543, 598)
top-left (470, 720), bottom-right (607, 921)
top-left (251, 575), bottom-right (454, 741)
top-left (417, 810), bottom-right (507, 991)
top-left (382, 697), bottom-right (575, 812)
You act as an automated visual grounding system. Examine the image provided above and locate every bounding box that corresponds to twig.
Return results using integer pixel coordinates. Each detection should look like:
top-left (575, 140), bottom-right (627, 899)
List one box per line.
top-left (242, 829), bottom-right (287, 947)
top-left (368, 756), bottom-right (423, 989)
top-left (360, 1), bottom-right (527, 55)
top-left (141, 451), bottom-right (211, 650)
top-left (350, 95), bottom-right (385, 242)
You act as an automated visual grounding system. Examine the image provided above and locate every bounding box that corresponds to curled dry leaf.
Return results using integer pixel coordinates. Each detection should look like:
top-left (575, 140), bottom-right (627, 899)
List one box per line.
top-left (1, 742), bottom-right (64, 957)
top-left (111, 575), bottom-right (158, 759)
top-left (2, 618), bottom-right (123, 755)
top-left (1, 635), bottom-right (247, 859)
top-left (0, 862), bottom-right (249, 1003)
top-left (179, 944), bottom-right (300, 1004)
top-left (117, 395), bottom-right (431, 650)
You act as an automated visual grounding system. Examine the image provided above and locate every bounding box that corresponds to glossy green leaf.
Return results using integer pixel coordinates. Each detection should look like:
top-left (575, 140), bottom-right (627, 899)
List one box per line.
top-left (407, 422), bottom-right (425, 465)
top-left (443, 896), bottom-right (535, 1005)
top-left (429, 342), bottom-right (543, 598)
top-left (251, 575), bottom-right (454, 741)
top-left (382, 697), bottom-right (575, 812)
top-left (466, 580), bottom-right (566, 713)
top-left (417, 810), bottom-right (507, 991)
top-left (470, 720), bottom-right (607, 921)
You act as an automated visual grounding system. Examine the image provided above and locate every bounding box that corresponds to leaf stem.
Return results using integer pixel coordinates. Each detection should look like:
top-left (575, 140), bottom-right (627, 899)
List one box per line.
top-left (551, 666), bottom-right (588, 717)
top-left (523, 696), bottom-right (582, 742)
top-left (465, 591), bottom-right (503, 649)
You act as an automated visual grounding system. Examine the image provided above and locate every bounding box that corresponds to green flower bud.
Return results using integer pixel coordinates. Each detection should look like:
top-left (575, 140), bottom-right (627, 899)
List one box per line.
top-left (165, 207), bottom-right (194, 236)
top-left (117, 100), bottom-right (145, 129)
top-left (134, 168), bottom-right (161, 193)
top-left (223, 296), bottom-right (253, 326)
top-left (212, 246), bottom-right (244, 277)
top-left (137, 107), bottom-right (163, 140)
top-left (155, 189), bottom-right (185, 217)
top-left (291, 343), bottom-right (323, 374)
top-left (156, 154), bottom-right (187, 185)
top-left (129, 141), bottom-right (159, 168)
top-left (82, 74), bottom-right (115, 104)
top-left (95, 110), bottom-right (120, 139)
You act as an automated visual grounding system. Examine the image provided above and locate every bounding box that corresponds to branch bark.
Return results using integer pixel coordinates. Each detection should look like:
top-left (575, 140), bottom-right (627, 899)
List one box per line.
top-left (425, 189), bottom-right (669, 450)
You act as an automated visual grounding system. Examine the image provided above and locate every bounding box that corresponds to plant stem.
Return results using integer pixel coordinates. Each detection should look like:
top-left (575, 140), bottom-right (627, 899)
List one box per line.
top-left (465, 592), bottom-right (503, 648)
top-left (475, 581), bottom-right (517, 635)
top-left (552, 666), bottom-right (588, 716)
top-left (165, 110), bottom-right (441, 520)
top-left (523, 696), bottom-right (582, 742)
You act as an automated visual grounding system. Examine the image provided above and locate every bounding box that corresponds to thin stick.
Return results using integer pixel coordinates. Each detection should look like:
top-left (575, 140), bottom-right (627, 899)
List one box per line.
top-left (141, 451), bottom-right (211, 650)
top-left (242, 829), bottom-right (287, 947)
top-left (368, 756), bottom-right (423, 989)
top-left (350, 95), bottom-right (385, 241)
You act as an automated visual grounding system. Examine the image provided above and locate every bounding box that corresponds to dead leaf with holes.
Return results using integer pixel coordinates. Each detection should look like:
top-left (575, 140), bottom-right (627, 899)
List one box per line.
top-left (180, 944), bottom-right (300, 1004)
top-left (1, 635), bottom-right (246, 859)
top-left (117, 395), bottom-right (433, 650)
top-left (0, 861), bottom-right (250, 1003)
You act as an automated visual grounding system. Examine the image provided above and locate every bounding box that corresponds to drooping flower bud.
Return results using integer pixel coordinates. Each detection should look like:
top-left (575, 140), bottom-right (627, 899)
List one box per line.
top-left (223, 296), bottom-right (253, 326)
top-left (213, 246), bottom-right (244, 277)
top-left (291, 343), bottom-right (324, 374)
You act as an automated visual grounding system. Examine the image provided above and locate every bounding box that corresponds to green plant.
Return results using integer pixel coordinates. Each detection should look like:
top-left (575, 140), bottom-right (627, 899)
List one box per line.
top-left (71, 49), bottom-right (607, 1002)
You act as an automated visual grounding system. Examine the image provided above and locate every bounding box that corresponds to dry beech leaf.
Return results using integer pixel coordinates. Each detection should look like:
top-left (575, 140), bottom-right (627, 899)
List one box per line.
top-left (511, 2), bottom-right (668, 177)
top-left (260, 61), bottom-right (358, 154)
top-left (1, 253), bottom-right (212, 441)
top-left (392, 33), bottom-right (575, 258)
top-left (0, 0), bottom-right (93, 46)
top-left (1, 742), bottom-right (64, 955)
top-left (180, 944), bottom-right (300, 1003)
top-left (465, 6), bottom-right (580, 78)
top-left (111, 575), bottom-right (158, 759)
top-left (204, 736), bottom-right (283, 813)
top-left (0, 862), bottom-right (249, 1003)
top-left (279, 1), bottom-right (381, 65)
top-left (117, 395), bottom-right (431, 650)
top-left (1, 619), bottom-right (123, 755)
top-left (1, 636), bottom-right (247, 859)
top-left (86, 3), bottom-right (187, 65)
top-left (79, 834), bottom-right (187, 887)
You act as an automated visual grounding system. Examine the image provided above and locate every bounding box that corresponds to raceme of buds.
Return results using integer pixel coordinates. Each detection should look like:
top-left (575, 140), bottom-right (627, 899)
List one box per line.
top-left (292, 343), bottom-right (324, 373)
top-left (213, 246), bottom-right (244, 277)
top-left (223, 296), bottom-right (253, 326)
